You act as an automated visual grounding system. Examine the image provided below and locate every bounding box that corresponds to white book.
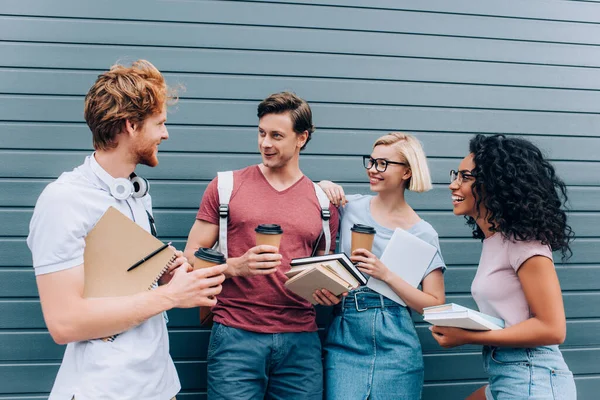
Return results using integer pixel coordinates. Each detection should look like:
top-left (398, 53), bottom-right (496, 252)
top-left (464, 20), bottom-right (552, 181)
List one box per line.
top-left (366, 228), bottom-right (438, 306)
top-left (423, 303), bottom-right (505, 331)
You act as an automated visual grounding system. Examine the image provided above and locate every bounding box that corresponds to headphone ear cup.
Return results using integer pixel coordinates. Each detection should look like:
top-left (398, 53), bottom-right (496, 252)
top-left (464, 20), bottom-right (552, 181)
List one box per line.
top-left (110, 178), bottom-right (134, 200)
top-left (131, 175), bottom-right (150, 198)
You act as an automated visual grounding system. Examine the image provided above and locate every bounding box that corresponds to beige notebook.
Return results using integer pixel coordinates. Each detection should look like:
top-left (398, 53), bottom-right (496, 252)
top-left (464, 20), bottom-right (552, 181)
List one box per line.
top-left (284, 264), bottom-right (357, 305)
top-left (83, 206), bottom-right (176, 298)
top-left (285, 259), bottom-right (360, 288)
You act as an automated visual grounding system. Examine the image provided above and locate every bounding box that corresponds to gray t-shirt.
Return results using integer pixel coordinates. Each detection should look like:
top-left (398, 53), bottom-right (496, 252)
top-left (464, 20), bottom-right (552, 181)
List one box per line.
top-left (339, 194), bottom-right (446, 281)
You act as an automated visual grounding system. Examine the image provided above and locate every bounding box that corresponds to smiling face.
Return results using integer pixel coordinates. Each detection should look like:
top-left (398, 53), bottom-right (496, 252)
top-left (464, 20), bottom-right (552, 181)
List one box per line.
top-left (132, 109), bottom-right (169, 167)
top-left (449, 154), bottom-right (478, 218)
top-left (366, 144), bottom-right (411, 193)
top-left (258, 112), bottom-right (307, 170)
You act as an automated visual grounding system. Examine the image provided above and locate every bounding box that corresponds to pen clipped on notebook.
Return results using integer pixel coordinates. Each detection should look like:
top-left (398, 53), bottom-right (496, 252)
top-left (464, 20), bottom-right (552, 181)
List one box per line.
top-left (127, 241), bottom-right (172, 272)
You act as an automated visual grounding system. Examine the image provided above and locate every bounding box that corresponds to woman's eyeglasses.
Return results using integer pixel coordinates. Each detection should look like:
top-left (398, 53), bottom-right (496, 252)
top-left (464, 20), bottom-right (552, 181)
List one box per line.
top-left (449, 169), bottom-right (475, 185)
top-left (362, 156), bottom-right (407, 172)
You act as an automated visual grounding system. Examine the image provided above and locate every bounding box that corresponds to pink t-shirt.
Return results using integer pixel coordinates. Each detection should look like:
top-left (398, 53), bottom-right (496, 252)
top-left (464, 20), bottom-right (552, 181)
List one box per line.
top-left (197, 165), bottom-right (339, 333)
top-left (471, 233), bottom-right (553, 327)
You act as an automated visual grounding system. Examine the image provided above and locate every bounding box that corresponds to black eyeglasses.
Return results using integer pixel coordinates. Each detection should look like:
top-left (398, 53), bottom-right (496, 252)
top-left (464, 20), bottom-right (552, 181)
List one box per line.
top-left (450, 170), bottom-right (475, 185)
top-left (363, 156), bottom-right (407, 172)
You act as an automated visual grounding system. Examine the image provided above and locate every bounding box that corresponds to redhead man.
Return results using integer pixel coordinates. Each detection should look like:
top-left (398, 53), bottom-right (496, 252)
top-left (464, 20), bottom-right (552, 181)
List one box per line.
top-left (28, 60), bottom-right (227, 400)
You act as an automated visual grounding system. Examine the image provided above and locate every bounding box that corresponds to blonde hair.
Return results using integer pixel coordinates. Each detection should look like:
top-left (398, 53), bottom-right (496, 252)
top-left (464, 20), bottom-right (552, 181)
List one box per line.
top-left (84, 59), bottom-right (178, 150)
top-left (373, 132), bottom-right (432, 192)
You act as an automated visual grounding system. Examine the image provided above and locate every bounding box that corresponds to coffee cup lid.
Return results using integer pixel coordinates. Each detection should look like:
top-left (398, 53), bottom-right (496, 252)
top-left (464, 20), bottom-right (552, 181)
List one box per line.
top-left (194, 247), bottom-right (226, 264)
top-left (255, 224), bottom-right (283, 235)
top-left (351, 224), bottom-right (376, 234)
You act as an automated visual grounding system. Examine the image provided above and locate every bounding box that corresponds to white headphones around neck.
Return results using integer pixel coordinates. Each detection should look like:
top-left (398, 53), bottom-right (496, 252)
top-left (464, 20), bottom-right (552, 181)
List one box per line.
top-left (110, 173), bottom-right (150, 200)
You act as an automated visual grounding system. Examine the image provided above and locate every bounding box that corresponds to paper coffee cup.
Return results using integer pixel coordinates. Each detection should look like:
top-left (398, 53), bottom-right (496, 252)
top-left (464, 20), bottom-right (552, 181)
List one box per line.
top-left (193, 247), bottom-right (226, 270)
top-left (255, 224), bottom-right (284, 250)
top-left (193, 247), bottom-right (225, 325)
top-left (350, 224), bottom-right (376, 253)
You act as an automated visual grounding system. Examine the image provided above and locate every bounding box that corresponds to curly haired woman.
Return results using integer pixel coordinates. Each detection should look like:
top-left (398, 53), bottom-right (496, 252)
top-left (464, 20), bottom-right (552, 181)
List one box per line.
top-left (432, 134), bottom-right (576, 399)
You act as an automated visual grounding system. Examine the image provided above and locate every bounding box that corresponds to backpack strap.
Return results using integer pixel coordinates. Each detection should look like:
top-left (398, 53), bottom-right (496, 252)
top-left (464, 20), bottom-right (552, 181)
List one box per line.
top-left (313, 183), bottom-right (331, 255)
top-left (217, 171), bottom-right (234, 258)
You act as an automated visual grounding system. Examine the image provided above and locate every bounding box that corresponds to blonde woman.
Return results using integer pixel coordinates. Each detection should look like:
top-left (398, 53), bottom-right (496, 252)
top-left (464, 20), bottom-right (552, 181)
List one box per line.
top-left (315, 133), bottom-right (446, 399)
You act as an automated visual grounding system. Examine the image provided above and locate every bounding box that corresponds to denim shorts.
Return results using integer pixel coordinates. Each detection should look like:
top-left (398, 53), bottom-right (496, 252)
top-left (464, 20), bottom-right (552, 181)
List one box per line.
top-left (323, 287), bottom-right (424, 400)
top-left (483, 345), bottom-right (576, 399)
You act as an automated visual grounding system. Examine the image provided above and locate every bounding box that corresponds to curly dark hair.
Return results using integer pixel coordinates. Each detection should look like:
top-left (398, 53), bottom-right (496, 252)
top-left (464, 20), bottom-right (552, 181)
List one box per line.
top-left (467, 134), bottom-right (574, 259)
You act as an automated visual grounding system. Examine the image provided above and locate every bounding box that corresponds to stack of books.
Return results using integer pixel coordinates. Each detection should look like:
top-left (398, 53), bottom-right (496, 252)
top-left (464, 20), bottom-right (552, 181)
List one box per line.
top-left (423, 303), bottom-right (505, 331)
top-left (284, 253), bottom-right (367, 304)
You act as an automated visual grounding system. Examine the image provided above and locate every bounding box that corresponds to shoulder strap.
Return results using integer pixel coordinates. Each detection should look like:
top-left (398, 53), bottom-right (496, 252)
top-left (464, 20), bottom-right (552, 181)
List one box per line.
top-left (313, 183), bottom-right (331, 255)
top-left (217, 171), bottom-right (234, 258)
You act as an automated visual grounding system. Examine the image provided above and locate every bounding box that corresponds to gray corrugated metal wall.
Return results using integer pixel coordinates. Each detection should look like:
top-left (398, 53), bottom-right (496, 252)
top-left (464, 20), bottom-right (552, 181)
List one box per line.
top-left (1, 0), bottom-right (599, 398)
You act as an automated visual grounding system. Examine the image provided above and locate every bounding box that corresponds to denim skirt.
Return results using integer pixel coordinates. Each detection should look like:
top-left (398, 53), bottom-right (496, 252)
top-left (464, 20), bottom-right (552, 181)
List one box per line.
top-left (323, 287), bottom-right (424, 400)
top-left (483, 345), bottom-right (576, 399)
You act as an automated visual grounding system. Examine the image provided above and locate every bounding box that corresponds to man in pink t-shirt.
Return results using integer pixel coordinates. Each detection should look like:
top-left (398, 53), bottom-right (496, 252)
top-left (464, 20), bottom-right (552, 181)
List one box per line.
top-left (185, 92), bottom-right (339, 400)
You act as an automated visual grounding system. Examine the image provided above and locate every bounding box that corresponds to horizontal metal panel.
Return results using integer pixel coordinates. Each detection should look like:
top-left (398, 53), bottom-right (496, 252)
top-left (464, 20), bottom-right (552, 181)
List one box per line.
top-left (444, 266), bottom-right (600, 293)
top-left (0, 363), bottom-right (59, 394)
top-left (1, 180), bottom-right (598, 212)
top-left (2, 319), bottom-right (599, 362)
top-left (1, 208), bottom-right (598, 238)
top-left (0, 378), bottom-right (591, 400)
top-left (416, 319), bottom-right (600, 353)
top-left (2, 0), bottom-right (600, 44)
top-left (1, 292), bottom-right (597, 330)
top-left (3, 16), bottom-right (600, 67)
top-left (0, 269), bottom-right (37, 297)
top-left (1, 151), bottom-right (597, 187)
top-left (5, 69), bottom-right (600, 114)
top-left (0, 350), bottom-right (597, 393)
top-left (2, 124), bottom-right (599, 163)
top-left (3, 97), bottom-right (600, 138)
top-left (2, 262), bottom-right (598, 300)
top-left (441, 238), bottom-right (600, 266)
top-left (1, 378), bottom-right (600, 400)
top-left (3, 42), bottom-right (600, 90)
top-left (2, 237), bottom-right (599, 268)
top-left (239, 0), bottom-right (600, 24)
top-left (423, 348), bottom-right (600, 380)
top-left (0, 331), bottom-right (62, 362)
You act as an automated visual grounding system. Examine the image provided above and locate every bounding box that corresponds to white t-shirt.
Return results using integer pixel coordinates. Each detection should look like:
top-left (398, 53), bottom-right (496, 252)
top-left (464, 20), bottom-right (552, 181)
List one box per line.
top-left (27, 154), bottom-right (180, 400)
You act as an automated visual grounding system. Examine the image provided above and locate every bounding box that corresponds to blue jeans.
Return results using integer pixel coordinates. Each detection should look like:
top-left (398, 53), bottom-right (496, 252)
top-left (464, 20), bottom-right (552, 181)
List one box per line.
top-left (483, 345), bottom-right (576, 399)
top-left (207, 323), bottom-right (323, 400)
top-left (323, 287), bottom-right (424, 400)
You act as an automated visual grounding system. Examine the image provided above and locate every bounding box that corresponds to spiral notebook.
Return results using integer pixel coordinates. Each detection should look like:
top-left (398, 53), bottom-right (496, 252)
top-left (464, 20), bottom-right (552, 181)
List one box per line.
top-left (83, 206), bottom-right (176, 298)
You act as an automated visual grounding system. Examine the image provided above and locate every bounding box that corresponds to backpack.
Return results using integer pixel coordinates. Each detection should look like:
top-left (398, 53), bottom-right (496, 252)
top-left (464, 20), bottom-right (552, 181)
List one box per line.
top-left (215, 170), bottom-right (332, 258)
top-left (199, 171), bottom-right (332, 327)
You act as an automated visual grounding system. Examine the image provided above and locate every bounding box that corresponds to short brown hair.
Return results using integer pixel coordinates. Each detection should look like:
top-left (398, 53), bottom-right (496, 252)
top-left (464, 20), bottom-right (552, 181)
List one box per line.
top-left (84, 59), bottom-right (177, 150)
top-left (257, 92), bottom-right (314, 150)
